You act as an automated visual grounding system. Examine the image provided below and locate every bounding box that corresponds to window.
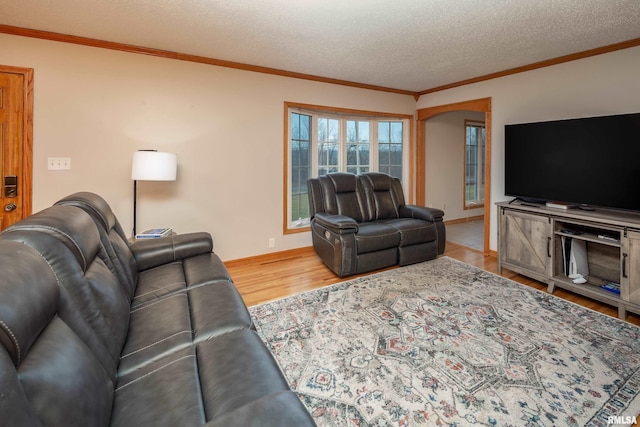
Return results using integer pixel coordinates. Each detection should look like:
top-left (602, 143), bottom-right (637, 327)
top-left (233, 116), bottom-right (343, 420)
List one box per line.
top-left (346, 120), bottom-right (370, 175)
top-left (318, 118), bottom-right (340, 176)
top-left (290, 112), bottom-right (311, 223)
top-left (464, 120), bottom-right (485, 209)
top-left (285, 103), bottom-right (411, 232)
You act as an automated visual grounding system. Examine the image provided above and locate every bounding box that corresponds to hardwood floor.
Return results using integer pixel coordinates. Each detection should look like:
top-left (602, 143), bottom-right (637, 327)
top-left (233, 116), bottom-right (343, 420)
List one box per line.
top-left (225, 242), bottom-right (640, 327)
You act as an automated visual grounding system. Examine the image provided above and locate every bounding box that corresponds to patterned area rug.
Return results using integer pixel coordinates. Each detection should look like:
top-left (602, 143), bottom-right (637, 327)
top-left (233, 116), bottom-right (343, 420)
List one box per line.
top-left (249, 257), bottom-right (640, 426)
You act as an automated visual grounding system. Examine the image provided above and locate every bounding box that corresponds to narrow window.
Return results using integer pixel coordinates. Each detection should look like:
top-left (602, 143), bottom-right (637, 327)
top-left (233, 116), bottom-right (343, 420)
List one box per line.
top-left (346, 120), bottom-right (370, 175)
top-left (317, 117), bottom-right (340, 176)
top-left (464, 120), bottom-right (485, 209)
top-left (290, 112), bottom-right (311, 224)
top-left (378, 121), bottom-right (403, 179)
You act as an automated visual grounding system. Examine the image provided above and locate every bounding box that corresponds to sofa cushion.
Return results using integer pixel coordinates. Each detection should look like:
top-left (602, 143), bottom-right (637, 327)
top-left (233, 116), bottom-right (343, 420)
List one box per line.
top-left (132, 261), bottom-right (187, 307)
top-left (0, 207), bottom-right (131, 378)
top-left (190, 281), bottom-right (254, 342)
top-left (119, 279), bottom-right (253, 376)
top-left (0, 240), bottom-right (114, 427)
top-left (196, 329), bottom-right (292, 420)
top-left (117, 292), bottom-right (193, 376)
top-left (183, 252), bottom-right (233, 287)
top-left (112, 330), bottom-right (313, 427)
top-left (20, 317), bottom-right (115, 427)
top-left (355, 222), bottom-right (400, 254)
top-left (132, 252), bottom-right (232, 308)
top-left (56, 192), bottom-right (139, 298)
top-left (359, 172), bottom-right (400, 220)
top-left (0, 241), bottom-right (59, 366)
top-left (0, 346), bottom-right (43, 427)
top-left (112, 346), bottom-right (205, 427)
top-left (381, 218), bottom-right (437, 247)
top-left (319, 173), bottom-right (365, 222)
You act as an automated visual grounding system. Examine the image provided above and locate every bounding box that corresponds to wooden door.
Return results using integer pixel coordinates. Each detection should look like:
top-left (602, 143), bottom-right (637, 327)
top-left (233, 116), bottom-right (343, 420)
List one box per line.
top-left (0, 67), bottom-right (33, 231)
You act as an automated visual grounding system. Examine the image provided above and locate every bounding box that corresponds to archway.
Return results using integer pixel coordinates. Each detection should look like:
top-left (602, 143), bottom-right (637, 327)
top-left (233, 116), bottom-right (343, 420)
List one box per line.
top-left (416, 97), bottom-right (491, 255)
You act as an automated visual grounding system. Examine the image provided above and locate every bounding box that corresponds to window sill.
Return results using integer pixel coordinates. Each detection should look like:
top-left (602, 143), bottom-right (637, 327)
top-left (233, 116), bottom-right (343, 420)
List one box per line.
top-left (464, 203), bottom-right (485, 210)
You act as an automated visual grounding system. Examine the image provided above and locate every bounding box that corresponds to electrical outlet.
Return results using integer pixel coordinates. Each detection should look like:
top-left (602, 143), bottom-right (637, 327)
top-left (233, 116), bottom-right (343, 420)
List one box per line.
top-left (268, 238), bottom-right (276, 249)
top-left (48, 157), bottom-right (71, 170)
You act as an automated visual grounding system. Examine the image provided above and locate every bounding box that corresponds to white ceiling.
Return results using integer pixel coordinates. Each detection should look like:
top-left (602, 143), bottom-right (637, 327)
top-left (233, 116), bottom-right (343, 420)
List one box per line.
top-left (1, 0), bottom-right (639, 93)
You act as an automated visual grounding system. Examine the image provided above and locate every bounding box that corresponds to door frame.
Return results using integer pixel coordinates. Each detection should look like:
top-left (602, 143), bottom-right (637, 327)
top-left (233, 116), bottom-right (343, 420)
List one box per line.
top-left (416, 97), bottom-right (492, 255)
top-left (1, 65), bottom-right (34, 220)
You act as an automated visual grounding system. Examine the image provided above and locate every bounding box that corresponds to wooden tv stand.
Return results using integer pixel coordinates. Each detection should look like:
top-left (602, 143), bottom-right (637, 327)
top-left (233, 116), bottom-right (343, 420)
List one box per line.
top-left (497, 201), bottom-right (640, 319)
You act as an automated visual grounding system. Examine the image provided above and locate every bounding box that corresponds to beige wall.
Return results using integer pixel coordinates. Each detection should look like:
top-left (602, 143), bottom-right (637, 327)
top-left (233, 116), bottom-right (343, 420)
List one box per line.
top-left (418, 45), bottom-right (640, 252)
top-left (0, 33), bottom-right (416, 260)
top-left (425, 110), bottom-right (485, 220)
top-left (2, 33), bottom-right (639, 259)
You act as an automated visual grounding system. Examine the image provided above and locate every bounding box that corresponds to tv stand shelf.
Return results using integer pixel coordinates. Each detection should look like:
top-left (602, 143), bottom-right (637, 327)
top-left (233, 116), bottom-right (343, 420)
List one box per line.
top-left (497, 201), bottom-right (640, 319)
top-left (550, 274), bottom-right (620, 303)
top-left (554, 230), bottom-right (621, 248)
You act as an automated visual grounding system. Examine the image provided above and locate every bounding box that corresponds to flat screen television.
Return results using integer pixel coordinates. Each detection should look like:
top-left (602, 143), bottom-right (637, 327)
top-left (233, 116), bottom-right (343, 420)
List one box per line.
top-left (504, 112), bottom-right (640, 212)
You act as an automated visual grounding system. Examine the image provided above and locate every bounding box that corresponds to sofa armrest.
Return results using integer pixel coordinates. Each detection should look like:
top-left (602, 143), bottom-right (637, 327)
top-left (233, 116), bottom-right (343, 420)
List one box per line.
top-left (313, 213), bottom-right (359, 234)
top-left (399, 205), bottom-right (444, 222)
top-left (130, 232), bottom-right (213, 271)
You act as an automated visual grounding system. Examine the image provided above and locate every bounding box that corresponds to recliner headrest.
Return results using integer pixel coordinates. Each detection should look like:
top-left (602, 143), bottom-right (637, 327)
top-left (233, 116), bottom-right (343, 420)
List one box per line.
top-left (0, 241), bottom-right (59, 366)
top-left (360, 172), bottom-right (391, 191)
top-left (328, 173), bottom-right (358, 193)
top-left (55, 192), bottom-right (116, 231)
top-left (1, 205), bottom-right (102, 272)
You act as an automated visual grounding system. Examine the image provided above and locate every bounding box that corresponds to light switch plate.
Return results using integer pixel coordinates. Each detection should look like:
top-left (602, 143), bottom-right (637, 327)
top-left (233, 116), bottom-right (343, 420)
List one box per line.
top-left (48, 157), bottom-right (71, 170)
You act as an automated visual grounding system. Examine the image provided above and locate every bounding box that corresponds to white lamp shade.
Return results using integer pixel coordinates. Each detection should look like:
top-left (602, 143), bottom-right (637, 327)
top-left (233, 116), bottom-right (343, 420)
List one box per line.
top-left (131, 151), bottom-right (177, 181)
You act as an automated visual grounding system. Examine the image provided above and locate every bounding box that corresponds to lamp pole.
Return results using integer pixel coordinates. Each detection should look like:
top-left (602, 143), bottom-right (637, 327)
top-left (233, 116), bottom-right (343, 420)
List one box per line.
top-left (133, 179), bottom-right (138, 236)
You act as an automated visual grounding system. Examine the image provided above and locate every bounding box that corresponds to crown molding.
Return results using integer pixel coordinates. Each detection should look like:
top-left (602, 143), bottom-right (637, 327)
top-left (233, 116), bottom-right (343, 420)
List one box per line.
top-left (0, 24), bottom-right (418, 98)
top-left (2, 25), bottom-right (639, 99)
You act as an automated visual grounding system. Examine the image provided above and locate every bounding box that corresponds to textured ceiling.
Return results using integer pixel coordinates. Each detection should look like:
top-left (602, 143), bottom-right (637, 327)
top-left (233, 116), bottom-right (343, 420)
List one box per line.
top-left (1, 0), bottom-right (639, 93)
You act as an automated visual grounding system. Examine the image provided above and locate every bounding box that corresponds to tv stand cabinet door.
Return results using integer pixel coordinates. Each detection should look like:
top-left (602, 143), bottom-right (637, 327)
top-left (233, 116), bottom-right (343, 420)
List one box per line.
top-left (622, 230), bottom-right (640, 311)
top-left (499, 209), bottom-right (552, 279)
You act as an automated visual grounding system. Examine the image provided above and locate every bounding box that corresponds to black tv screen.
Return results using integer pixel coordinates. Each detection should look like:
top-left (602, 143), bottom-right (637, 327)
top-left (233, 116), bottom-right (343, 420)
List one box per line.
top-left (504, 112), bottom-right (640, 212)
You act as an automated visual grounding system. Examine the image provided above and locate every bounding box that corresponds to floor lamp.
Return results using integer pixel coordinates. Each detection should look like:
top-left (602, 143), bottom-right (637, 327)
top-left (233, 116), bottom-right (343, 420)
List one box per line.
top-left (131, 150), bottom-right (177, 236)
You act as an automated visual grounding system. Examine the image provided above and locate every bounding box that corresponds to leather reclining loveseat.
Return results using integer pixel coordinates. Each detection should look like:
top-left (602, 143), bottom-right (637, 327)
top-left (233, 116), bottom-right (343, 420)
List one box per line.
top-left (307, 172), bottom-right (446, 277)
top-left (0, 192), bottom-right (315, 427)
